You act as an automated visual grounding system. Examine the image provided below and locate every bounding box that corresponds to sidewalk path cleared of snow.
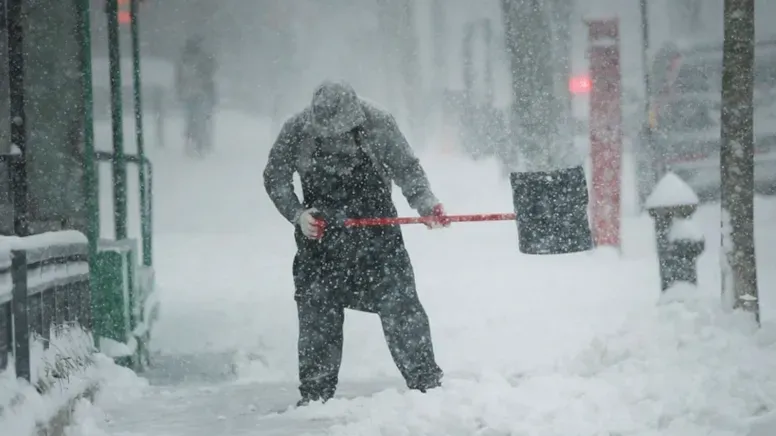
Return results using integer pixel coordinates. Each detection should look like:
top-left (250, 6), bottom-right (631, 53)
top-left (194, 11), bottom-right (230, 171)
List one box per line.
top-left (63, 111), bottom-right (776, 436)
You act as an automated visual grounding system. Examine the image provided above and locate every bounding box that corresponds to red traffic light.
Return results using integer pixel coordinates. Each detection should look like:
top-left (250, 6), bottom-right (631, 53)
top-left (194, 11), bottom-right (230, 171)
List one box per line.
top-left (118, 0), bottom-right (130, 24)
top-left (569, 75), bottom-right (592, 94)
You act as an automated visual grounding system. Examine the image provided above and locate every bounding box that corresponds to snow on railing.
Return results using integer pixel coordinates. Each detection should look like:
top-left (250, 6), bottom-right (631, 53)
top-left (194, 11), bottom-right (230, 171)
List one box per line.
top-left (0, 231), bottom-right (91, 386)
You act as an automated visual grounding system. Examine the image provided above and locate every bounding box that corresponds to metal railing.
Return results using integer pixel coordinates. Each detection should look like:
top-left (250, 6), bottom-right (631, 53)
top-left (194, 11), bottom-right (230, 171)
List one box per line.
top-left (0, 234), bottom-right (91, 386)
top-left (94, 151), bottom-right (153, 266)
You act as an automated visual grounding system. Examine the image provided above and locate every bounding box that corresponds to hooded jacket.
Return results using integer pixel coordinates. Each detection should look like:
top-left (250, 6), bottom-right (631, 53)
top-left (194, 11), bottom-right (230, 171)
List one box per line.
top-left (263, 81), bottom-right (439, 224)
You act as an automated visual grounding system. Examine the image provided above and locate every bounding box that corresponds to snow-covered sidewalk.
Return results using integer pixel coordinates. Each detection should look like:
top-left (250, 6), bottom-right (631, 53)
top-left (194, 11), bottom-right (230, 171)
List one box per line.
top-left (69, 276), bottom-right (776, 436)
top-left (63, 113), bottom-right (776, 435)
top-left (293, 286), bottom-right (774, 436)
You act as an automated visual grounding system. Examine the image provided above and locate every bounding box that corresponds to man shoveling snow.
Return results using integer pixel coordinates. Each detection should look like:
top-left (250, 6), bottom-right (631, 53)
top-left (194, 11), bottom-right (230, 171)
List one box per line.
top-left (263, 80), bottom-right (449, 406)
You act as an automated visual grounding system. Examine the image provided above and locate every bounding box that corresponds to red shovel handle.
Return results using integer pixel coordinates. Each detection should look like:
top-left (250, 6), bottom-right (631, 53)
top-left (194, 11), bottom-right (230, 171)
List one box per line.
top-left (343, 213), bottom-right (516, 227)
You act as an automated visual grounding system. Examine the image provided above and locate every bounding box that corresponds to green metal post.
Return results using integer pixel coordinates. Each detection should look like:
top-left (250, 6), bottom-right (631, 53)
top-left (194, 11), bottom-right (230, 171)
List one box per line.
top-left (76, 0), bottom-right (99, 257)
top-left (6, 0), bottom-right (30, 237)
top-left (76, 0), bottom-right (101, 349)
top-left (106, 0), bottom-right (128, 241)
top-left (130, 0), bottom-right (151, 266)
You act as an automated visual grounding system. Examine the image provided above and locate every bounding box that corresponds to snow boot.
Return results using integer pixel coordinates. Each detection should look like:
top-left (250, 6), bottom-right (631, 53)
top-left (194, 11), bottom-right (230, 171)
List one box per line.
top-left (416, 380), bottom-right (442, 393)
top-left (296, 394), bottom-right (331, 408)
top-left (407, 372), bottom-right (443, 393)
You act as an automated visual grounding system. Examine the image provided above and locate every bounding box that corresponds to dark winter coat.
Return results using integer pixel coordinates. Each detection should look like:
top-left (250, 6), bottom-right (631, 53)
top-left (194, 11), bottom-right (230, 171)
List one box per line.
top-left (263, 81), bottom-right (439, 311)
top-left (175, 48), bottom-right (217, 104)
top-left (263, 81), bottom-right (439, 224)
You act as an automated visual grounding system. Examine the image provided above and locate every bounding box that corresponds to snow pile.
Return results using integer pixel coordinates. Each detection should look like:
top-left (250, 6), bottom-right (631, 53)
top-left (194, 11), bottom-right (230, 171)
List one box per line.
top-left (749, 412), bottom-right (776, 436)
top-left (284, 285), bottom-right (775, 436)
top-left (2, 352), bottom-right (147, 436)
top-left (645, 172), bottom-right (700, 209)
top-left (61, 355), bottom-right (149, 436)
top-left (98, 337), bottom-right (136, 359)
top-left (1, 326), bottom-right (93, 435)
top-left (0, 324), bottom-right (147, 436)
top-left (689, 198), bottom-right (775, 318)
top-left (0, 366), bottom-right (41, 435)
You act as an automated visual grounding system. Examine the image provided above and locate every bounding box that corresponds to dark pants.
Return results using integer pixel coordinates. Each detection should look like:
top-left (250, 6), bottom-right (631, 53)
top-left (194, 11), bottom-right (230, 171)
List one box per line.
top-left (183, 95), bottom-right (214, 151)
top-left (292, 146), bottom-right (443, 400)
top-left (296, 280), bottom-right (443, 401)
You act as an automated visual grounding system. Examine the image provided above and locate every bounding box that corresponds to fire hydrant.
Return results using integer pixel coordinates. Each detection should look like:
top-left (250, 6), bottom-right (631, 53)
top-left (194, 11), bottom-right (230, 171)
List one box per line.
top-left (645, 172), bottom-right (706, 292)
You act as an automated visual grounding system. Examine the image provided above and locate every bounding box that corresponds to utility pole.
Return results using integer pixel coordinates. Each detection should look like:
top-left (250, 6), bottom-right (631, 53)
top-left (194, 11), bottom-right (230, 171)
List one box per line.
top-left (720, 0), bottom-right (758, 322)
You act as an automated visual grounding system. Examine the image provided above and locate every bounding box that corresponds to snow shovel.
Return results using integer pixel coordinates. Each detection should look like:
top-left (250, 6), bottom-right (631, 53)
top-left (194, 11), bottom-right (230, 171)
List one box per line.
top-left (344, 167), bottom-right (594, 256)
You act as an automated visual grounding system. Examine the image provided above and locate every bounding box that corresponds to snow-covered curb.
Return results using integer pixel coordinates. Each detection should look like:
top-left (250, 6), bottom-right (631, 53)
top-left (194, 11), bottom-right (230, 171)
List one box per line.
top-left (1, 326), bottom-right (100, 436)
top-left (2, 351), bottom-right (148, 436)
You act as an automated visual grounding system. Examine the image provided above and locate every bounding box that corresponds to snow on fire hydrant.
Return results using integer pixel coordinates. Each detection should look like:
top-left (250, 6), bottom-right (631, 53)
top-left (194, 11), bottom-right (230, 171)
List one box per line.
top-left (645, 172), bottom-right (705, 292)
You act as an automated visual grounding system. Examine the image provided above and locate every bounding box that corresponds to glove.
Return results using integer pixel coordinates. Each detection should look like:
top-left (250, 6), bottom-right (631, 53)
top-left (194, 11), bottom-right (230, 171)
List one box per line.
top-left (423, 204), bottom-right (451, 229)
top-left (297, 208), bottom-right (326, 240)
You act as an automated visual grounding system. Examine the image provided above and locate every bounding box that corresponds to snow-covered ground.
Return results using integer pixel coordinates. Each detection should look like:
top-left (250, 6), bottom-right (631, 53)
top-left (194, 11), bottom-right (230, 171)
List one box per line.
top-left (59, 109), bottom-right (776, 435)
top-left (0, 329), bottom-right (121, 436)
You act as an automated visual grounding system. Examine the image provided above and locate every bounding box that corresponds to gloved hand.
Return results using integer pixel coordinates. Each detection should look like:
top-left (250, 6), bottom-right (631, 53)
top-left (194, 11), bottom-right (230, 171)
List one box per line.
top-left (297, 208), bottom-right (326, 240)
top-left (422, 204), bottom-right (451, 229)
